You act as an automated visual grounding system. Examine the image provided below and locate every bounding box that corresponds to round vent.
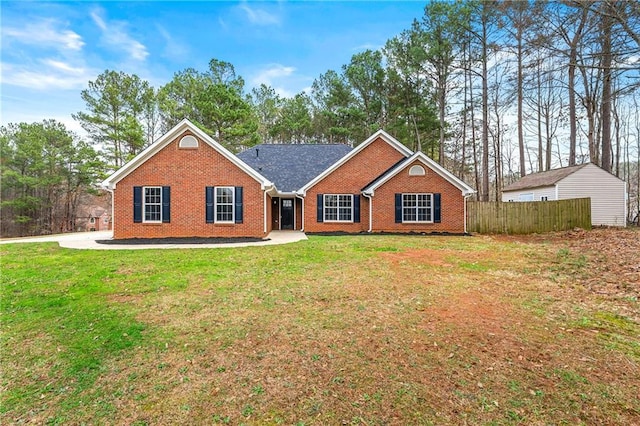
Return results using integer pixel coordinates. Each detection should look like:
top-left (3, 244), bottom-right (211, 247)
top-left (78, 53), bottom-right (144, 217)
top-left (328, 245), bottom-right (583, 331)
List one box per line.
top-left (179, 135), bottom-right (199, 148)
top-left (409, 165), bottom-right (425, 176)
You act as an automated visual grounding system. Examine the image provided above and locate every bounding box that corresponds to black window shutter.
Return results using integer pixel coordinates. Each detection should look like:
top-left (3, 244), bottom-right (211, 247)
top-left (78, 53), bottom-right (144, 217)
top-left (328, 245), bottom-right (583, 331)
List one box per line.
top-left (317, 194), bottom-right (324, 222)
top-left (206, 187), bottom-right (214, 223)
top-left (162, 186), bottom-right (171, 223)
top-left (353, 195), bottom-right (360, 223)
top-left (433, 193), bottom-right (441, 223)
top-left (235, 186), bottom-right (243, 224)
top-left (133, 186), bottom-right (142, 223)
top-left (394, 193), bottom-right (402, 223)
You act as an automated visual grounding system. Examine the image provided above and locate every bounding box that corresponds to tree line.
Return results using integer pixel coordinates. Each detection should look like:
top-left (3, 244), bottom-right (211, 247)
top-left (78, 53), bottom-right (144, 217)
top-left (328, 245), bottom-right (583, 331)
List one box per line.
top-left (2, 0), bottom-right (639, 236)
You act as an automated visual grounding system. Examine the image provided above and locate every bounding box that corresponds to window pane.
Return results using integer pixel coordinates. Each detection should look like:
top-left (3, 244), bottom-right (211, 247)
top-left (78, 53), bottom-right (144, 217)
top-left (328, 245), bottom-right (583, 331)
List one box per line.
top-left (338, 195), bottom-right (352, 208)
top-left (216, 187), bottom-right (233, 204)
top-left (325, 195), bottom-right (337, 207)
top-left (338, 208), bottom-right (352, 221)
top-left (403, 194), bottom-right (416, 208)
top-left (145, 187), bottom-right (161, 204)
top-left (145, 204), bottom-right (161, 221)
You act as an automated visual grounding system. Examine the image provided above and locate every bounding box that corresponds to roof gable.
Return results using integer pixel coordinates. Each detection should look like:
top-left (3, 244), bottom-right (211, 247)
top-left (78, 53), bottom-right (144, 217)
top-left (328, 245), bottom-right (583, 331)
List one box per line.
top-left (362, 151), bottom-right (475, 196)
top-left (237, 144), bottom-right (353, 193)
top-left (102, 119), bottom-right (272, 190)
top-left (297, 130), bottom-right (413, 195)
top-left (502, 163), bottom-right (590, 192)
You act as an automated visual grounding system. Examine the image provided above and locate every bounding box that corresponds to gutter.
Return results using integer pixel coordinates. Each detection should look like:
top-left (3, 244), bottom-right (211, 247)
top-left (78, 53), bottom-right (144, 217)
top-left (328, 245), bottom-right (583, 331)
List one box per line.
top-left (106, 188), bottom-right (115, 238)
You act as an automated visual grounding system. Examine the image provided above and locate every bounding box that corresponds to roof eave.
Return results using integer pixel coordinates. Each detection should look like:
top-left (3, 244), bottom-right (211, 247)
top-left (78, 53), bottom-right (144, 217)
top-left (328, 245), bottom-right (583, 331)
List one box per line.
top-left (298, 129), bottom-right (412, 194)
top-left (101, 119), bottom-right (271, 190)
top-left (363, 152), bottom-right (475, 196)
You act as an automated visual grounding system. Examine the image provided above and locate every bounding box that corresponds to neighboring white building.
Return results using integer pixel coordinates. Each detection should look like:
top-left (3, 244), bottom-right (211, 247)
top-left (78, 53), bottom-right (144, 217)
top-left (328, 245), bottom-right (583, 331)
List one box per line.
top-left (502, 163), bottom-right (627, 227)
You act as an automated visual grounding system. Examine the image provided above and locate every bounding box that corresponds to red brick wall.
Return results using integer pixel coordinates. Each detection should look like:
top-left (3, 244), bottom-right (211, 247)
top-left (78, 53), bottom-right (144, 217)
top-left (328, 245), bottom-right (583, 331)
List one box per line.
top-left (372, 160), bottom-right (466, 233)
top-left (304, 137), bottom-right (406, 232)
top-left (113, 131), bottom-right (266, 239)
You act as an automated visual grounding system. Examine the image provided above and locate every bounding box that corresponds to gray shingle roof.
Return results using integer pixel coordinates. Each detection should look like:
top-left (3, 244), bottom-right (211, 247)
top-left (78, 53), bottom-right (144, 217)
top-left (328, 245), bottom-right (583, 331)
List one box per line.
top-left (237, 144), bottom-right (353, 192)
top-left (502, 163), bottom-right (589, 192)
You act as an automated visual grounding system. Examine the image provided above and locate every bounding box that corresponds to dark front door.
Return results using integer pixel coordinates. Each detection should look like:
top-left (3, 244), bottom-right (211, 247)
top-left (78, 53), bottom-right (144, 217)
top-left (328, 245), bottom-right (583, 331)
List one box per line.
top-left (281, 199), bottom-right (294, 230)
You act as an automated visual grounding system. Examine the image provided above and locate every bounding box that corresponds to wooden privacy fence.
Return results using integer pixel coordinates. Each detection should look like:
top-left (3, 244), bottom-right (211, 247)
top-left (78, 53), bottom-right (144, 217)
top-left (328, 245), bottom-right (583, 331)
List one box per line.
top-left (467, 198), bottom-right (592, 234)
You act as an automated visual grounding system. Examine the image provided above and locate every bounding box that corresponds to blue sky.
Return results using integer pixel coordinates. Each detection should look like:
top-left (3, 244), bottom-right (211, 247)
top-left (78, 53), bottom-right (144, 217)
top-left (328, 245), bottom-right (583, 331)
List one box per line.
top-left (1, 1), bottom-right (426, 134)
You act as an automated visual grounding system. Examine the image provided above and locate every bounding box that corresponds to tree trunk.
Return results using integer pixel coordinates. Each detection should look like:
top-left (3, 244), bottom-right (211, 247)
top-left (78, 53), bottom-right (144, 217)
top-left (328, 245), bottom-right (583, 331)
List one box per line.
top-left (537, 60), bottom-right (543, 172)
top-left (481, 5), bottom-right (490, 201)
top-left (517, 25), bottom-right (525, 177)
top-left (600, 2), bottom-right (613, 172)
top-left (567, 8), bottom-right (588, 167)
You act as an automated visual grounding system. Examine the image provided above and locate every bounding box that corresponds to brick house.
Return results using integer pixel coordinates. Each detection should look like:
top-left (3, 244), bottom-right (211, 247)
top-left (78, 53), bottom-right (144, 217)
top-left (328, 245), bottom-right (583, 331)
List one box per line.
top-left (102, 119), bottom-right (475, 239)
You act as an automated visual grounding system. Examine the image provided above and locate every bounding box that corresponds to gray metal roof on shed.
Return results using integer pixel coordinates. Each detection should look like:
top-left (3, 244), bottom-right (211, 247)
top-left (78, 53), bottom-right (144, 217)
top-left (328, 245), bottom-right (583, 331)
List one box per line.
top-left (237, 144), bottom-right (353, 192)
top-left (502, 164), bottom-right (589, 192)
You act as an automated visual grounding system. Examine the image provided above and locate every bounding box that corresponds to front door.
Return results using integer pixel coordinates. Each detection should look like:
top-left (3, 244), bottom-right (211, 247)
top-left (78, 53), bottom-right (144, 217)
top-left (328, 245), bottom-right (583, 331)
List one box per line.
top-left (281, 199), bottom-right (294, 230)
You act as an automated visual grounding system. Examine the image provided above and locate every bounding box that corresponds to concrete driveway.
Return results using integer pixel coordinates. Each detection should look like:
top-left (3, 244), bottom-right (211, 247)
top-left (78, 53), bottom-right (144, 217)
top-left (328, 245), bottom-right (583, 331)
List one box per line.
top-left (0, 230), bottom-right (307, 250)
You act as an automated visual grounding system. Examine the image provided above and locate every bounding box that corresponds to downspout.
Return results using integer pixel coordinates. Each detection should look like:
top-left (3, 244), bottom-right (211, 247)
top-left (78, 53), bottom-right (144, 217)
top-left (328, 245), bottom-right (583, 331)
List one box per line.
top-left (108, 188), bottom-right (115, 238)
top-left (263, 190), bottom-right (267, 234)
top-left (464, 193), bottom-right (473, 234)
top-left (296, 193), bottom-right (305, 231)
top-left (363, 193), bottom-right (373, 233)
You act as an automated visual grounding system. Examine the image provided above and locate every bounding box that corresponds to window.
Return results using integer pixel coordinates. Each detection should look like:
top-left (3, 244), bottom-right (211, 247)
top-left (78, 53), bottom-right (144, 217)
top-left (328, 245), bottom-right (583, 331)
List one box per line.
top-left (134, 186), bottom-right (169, 224)
top-left (402, 193), bottom-right (433, 222)
top-left (89, 217), bottom-right (95, 224)
top-left (540, 196), bottom-right (549, 201)
top-left (518, 193), bottom-right (534, 201)
top-left (324, 194), bottom-right (353, 222)
top-left (179, 135), bottom-right (199, 148)
top-left (103, 216), bottom-right (109, 224)
top-left (409, 165), bottom-right (426, 176)
top-left (144, 187), bottom-right (162, 222)
top-left (215, 186), bottom-right (234, 223)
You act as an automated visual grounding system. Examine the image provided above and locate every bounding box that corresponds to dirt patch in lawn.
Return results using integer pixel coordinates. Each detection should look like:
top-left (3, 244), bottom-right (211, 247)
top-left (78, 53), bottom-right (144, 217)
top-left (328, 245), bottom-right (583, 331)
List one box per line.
top-left (380, 248), bottom-right (456, 267)
top-left (493, 227), bottom-right (640, 319)
top-left (423, 289), bottom-right (514, 336)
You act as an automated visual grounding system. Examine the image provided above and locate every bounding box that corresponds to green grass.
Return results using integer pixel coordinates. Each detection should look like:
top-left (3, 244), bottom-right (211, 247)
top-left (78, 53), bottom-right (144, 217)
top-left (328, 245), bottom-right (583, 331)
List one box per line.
top-left (1, 234), bottom-right (639, 424)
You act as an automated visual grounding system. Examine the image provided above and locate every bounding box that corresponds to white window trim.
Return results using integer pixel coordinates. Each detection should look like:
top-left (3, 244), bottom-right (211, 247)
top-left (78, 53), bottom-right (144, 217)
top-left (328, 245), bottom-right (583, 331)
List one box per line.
top-left (143, 186), bottom-right (162, 223)
top-left (215, 186), bottom-right (235, 224)
top-left (402, 193), bottom-right (433, 223)
top-left (323, 194), bottom-right (354, 223)
top-left (89, 217), bottom-right (95, 224)
top-left (518, 192), bottom-right (534, 201)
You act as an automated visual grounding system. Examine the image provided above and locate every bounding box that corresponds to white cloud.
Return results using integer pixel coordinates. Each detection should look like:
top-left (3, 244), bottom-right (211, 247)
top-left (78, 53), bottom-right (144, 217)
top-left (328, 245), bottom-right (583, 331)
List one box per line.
top-left (41, 59), bottom-right (86, 75)
top-left (252, 64), bottom-right (296, 84)
top-left (2, 20), bottom-right (84, 51)
top-left (239, 2), bottom-right (281, 26)
top-left (352, 43), bottom-right (381, 52)
top-left (251, 64), bottom-right (297, 97)
top-left (0, 61), bottom-right (94, 90)
top-left (90, 8), bottom-right (149, 61)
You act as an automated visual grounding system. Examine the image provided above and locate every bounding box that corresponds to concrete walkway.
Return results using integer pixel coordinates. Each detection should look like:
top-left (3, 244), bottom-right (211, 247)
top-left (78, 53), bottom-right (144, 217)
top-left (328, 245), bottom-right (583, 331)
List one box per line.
top-left (0, 230), bottom-right (307, 250)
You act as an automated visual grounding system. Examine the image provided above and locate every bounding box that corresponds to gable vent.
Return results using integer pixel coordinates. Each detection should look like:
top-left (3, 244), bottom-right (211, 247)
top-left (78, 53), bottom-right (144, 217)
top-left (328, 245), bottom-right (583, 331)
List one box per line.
top-left (179, 135), bottom-right (199, 148)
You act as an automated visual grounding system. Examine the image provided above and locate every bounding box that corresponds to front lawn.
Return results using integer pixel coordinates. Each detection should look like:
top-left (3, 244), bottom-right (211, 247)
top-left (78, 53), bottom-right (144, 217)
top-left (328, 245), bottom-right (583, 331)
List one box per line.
top-left (1, 230), bottom-right (638, 424)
